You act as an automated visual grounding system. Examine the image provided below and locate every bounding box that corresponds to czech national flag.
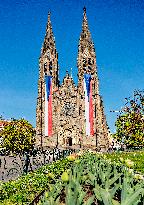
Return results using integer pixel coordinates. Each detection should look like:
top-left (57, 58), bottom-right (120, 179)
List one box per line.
top-left (84, 73), bottom-right (94, 136)
top-left (45, 75), bottom-right (52, 136)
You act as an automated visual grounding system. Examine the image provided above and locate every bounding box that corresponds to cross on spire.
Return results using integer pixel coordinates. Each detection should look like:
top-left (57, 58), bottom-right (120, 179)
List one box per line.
top-left (83, 6), bottom-right (86, 12)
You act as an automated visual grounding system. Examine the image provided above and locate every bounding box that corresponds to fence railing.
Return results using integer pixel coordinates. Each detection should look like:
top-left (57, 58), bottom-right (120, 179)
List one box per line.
top-left (0, 148), bottom-right (76, 182)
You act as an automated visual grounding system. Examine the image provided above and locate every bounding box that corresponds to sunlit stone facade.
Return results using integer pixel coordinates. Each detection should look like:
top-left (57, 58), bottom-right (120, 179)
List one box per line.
top-left (36, 8), bottom-right (110, 150)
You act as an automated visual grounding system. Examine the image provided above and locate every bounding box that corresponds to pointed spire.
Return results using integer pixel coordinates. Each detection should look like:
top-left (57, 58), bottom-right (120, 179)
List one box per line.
top-left (46, 12), bottom-right (53, 36)
top-left (78, 7), bottom-right (95, 57)
top-left (81, 7), bottom-right (91, 39)
top-left (77, 8), bottom-right (97, 86)
top-left (82, 7), bottom-right (89, 32)
top-left (66, 70), bottom-right (69, 77)
top-left (40, 12), bottom-right (59, 88)
top-left (41, 11), bottom-right (56, 55)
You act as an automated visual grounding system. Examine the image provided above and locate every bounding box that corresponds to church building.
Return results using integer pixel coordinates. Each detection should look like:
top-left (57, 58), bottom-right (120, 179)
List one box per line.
top-left (36, 8), bottom-right (110, 150)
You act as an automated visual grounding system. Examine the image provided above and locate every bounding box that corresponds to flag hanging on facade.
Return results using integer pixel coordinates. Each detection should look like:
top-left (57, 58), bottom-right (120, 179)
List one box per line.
top-left (45, 75), bottom-right (52, 136)
top-left (84, 73), bottom-right (94, 136)
top-left (89, 78), bottom-right (94, 135)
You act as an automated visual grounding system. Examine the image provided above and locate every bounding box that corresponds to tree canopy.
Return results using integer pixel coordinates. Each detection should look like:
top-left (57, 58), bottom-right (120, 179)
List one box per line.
top-left (113, 90), bottom-right (144, 147)
top-left (0, 118), bottom-right (35, 154)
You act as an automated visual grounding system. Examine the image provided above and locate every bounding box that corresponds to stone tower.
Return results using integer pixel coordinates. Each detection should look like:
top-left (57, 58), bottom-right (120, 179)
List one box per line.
top-left (77, 7), bottom-right (110, 149)
top-left (36, 12), bottom-right (59, 145)
top-left (36, 8), bottom-right (110, 150)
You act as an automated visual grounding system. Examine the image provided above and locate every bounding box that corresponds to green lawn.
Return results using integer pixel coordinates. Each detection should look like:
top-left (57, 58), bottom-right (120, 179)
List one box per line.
top-left (104, 150), bottom-right (144, 174)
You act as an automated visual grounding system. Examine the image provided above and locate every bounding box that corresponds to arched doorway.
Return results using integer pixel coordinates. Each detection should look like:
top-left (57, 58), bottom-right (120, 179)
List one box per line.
top-left (68, 137), bottom-right (72, 146)
top-left (64, 129), bottom-right (72, 146)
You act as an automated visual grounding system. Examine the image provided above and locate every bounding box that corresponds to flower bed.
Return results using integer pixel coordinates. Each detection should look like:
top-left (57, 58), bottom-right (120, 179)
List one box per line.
top-left (1, 150), bottom-right (144, 205)
top-left (39, 152), bottom-right (144, 205)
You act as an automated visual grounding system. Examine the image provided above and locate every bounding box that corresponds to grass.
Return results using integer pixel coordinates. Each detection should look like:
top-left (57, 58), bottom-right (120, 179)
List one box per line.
top-left (104, 150), bottom-right (144, 174)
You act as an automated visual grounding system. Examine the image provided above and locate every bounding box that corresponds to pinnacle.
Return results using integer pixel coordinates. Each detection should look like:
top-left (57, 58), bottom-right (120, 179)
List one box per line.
top-left (82, 7), bottom-right (90, 34)
top-left (78, 8), bottom-right (94, 51)
top-left (79, 7), bottom-right (93, 47)
top-left (46, 11), bottom-right (52, 34)
top-left (41, 11), bottom-right (56, 55)
top-left (66, 70), bottom-right (69, 77)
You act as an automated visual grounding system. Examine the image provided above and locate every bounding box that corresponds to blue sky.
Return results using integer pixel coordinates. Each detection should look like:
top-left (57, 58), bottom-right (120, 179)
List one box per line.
top-left (0, 0), bottom-right (144, 132)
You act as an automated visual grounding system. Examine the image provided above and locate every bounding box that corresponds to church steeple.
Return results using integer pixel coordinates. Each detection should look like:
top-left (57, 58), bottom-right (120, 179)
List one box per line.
top-left (81, 7), bottom-right (91, 39)
top-left (41, 12), bottom-right (55, 55)
top-left (40, 12), bottom-right (59, 87)
top-left (36, 12), bottom-right (59, 141)
top-left (76, 8), bottom-right (110, 147)
top-left (77, 7), bottom-right (97, 87)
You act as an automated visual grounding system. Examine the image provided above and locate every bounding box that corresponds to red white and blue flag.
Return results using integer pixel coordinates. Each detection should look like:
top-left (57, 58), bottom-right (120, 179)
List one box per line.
top-left (45, 75), bottom-right (52, 136)
top-left (84, 73), bottom-right (94, 136)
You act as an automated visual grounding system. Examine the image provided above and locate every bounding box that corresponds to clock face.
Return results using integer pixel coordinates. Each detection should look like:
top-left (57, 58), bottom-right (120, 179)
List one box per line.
top-left (62, 103), bottom-right (75, 116)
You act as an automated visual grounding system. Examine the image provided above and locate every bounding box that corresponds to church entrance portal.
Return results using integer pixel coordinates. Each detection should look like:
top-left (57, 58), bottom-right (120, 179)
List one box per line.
top-left (65, 137), bottom-right (72, 146)
top-left (64, 129), bottom-right (72, 146)
top-left (68, 137), bottom-right (72, 146)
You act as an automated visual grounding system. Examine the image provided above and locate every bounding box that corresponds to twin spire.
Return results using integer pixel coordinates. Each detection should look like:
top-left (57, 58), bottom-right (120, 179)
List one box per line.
top-left (42, 7), bottom-right (92, 56)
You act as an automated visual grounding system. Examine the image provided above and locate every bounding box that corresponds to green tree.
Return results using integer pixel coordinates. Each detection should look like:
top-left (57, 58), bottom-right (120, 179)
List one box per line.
top-left (0, 118), bottom-right (35, 154)
top-left (114, 90), bottom-right (144, 147)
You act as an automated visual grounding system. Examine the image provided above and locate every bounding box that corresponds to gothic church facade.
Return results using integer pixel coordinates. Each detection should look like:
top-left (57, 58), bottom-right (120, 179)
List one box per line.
top-left (36, 8), bottom-right (110, 150)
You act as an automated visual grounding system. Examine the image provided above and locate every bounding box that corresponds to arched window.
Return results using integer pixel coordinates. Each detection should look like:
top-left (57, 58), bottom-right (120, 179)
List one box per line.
top-left (44, 63), bottom-right (47, 74)
top-left (88, 58), bottom-right (92, 65)
top-left (83, 58), bottom-right (86, 68)
top-left (49, 61), bottom-right (52, 69)
top-left (49, 61), bottom-right (52, 75)
top-left (68, 137), bottom-right (72, 146)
